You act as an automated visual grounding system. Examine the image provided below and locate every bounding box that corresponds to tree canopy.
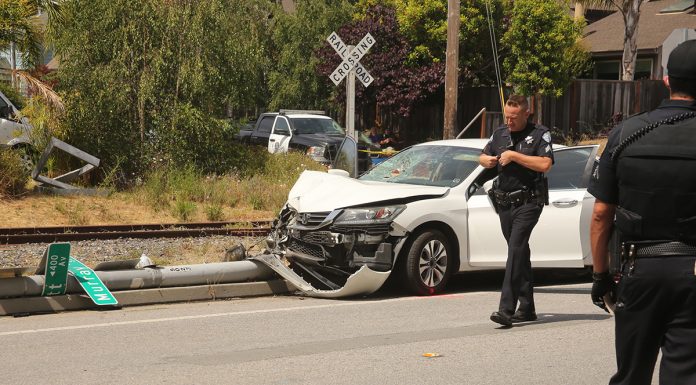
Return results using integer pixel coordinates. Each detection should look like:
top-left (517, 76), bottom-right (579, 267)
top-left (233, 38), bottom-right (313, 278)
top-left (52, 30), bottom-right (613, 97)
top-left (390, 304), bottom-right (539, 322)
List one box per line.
top-left (53, 0), bottom-right (275, 177)
top-left (1, 0), bottom-right (592, 183)
top-left (0, 0), bottom-right (41, 69)
top-left (502, 0), bottom-right (589, 97)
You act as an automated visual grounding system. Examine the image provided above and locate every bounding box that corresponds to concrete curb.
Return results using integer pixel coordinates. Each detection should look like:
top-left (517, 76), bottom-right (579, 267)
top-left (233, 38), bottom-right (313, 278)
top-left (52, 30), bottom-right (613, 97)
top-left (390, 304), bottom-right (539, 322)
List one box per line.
top-left (0, 279), bottom-right (296, 316)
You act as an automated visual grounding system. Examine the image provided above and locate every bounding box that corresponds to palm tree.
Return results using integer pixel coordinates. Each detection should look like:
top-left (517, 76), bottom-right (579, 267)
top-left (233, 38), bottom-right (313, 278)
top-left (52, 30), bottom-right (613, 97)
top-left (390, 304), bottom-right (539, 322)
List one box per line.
top-left (0, 0), bottom-right (42, 87)
top-left (0, 0), bottom-right (62, 107)
top-left (574, 0), bottom-right (645, 80)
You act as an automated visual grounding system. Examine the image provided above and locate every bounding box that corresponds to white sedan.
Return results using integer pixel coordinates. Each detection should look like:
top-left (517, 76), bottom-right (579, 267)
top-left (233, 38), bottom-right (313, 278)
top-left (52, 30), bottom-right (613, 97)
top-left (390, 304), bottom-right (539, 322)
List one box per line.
top-left (253, 138), bottom-right (598, 298)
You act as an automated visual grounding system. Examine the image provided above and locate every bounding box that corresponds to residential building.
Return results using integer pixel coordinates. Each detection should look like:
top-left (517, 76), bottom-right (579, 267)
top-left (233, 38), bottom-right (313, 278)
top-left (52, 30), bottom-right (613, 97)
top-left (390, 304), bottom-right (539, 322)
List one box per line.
top-left (583, 0), bottom-right (696, 80)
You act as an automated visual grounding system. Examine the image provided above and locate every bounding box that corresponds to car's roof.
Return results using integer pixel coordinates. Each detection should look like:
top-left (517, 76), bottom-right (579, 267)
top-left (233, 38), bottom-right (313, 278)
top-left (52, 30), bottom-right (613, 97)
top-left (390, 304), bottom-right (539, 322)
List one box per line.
top-left (263, 112), bottom-right (333, 120)
top-left (286, 114), bottom-right (332, 120)
top-left (415, 139), bottom-right (489, 149)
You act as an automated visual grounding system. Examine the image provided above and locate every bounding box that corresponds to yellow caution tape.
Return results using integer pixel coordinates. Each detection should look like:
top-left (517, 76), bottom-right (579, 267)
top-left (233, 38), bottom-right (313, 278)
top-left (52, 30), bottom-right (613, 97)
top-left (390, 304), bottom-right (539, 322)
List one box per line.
top-left (358, 149), bottom-right (399, 156)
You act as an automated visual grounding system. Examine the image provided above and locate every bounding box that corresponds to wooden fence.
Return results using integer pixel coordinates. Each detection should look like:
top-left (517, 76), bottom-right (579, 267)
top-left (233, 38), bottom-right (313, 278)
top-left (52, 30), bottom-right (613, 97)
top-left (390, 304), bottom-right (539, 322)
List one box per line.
top-left (358, 79), bottom-right (669, 141)
top-left (537, 79), bottom-right (669, 138)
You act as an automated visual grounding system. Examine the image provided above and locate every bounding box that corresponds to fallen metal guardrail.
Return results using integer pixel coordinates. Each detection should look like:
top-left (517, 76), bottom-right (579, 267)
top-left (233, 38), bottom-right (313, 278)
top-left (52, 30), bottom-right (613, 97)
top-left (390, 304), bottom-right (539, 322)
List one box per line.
top-left (0, 242), bottom-right (296, 316)
top-left (32, 137), bottom-right (105, 195)
top-left (0, 260), bottom-right (278, 299)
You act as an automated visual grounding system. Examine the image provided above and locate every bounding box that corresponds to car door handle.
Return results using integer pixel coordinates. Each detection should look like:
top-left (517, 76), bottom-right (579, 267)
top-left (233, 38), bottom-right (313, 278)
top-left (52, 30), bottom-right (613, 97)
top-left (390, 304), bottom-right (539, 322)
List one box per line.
top-left (269, 139), bottom-right (275, 142)
top-left (552, 199), bottom-right (578, 208)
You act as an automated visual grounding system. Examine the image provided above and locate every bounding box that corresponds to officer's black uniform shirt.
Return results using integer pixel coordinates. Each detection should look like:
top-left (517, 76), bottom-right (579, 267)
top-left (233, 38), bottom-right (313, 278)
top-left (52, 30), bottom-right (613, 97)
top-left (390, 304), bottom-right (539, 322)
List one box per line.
top-left (588, 99), bottom-right (696, 204)
top-left (482, 122), bottom-right (554, 192)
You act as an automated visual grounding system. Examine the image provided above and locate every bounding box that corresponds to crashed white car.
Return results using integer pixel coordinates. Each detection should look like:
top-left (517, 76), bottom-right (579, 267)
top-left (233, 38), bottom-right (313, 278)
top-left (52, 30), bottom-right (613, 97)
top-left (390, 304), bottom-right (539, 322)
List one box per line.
top-left (254, 137), bottom-right (598, 298)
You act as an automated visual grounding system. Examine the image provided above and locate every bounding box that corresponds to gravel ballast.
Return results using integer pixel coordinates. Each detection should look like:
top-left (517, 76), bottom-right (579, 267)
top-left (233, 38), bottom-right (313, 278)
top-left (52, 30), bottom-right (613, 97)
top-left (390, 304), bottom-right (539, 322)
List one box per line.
top-left (0, 235), bottom-right (267, 269)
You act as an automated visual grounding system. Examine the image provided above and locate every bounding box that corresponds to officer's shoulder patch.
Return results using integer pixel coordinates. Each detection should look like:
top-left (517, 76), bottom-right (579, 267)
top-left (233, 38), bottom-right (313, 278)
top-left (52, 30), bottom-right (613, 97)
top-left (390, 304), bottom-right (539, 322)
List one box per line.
top-left (542, 131), bottom-right (551, 143)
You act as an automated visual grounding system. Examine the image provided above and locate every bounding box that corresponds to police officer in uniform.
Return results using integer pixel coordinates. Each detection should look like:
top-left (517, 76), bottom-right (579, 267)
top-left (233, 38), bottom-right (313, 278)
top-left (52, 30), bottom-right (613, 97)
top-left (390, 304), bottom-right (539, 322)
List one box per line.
top-left (479, 95), bottom-right (554, 326)
top-left (589, 39), bottom-right (696, 385)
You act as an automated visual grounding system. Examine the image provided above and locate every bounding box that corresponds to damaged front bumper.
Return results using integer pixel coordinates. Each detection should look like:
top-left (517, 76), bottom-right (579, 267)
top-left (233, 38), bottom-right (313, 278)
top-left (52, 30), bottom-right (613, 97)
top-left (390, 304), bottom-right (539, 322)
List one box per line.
top-left (251, 253), bottom-right (390, 298)
top-left (258, 205), bottom-right (409, 298)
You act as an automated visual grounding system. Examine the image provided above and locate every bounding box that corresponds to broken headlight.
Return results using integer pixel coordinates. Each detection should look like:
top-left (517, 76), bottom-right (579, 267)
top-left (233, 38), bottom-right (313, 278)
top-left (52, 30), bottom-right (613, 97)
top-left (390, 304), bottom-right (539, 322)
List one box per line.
top-left (306, 146), bottom-right (328, 162)
top-left (334, 205), bottom-right (405, 225)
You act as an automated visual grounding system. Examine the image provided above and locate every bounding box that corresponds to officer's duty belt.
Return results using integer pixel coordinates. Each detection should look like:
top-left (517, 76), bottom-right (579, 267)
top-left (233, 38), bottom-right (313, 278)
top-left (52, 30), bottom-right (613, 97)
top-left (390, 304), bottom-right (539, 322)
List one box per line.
top-left (623, 241), bottom-right (696, 258)
top-left (492, 189), bottom-right (536, 208)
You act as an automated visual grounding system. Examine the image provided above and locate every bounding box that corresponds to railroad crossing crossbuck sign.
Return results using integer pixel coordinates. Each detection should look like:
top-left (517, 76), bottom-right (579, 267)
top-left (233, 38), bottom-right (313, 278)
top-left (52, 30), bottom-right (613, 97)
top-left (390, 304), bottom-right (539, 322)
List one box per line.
top-left (327, 32), bottom-right (375, 87)
top-left (327, 31), bottom-right (376, 139)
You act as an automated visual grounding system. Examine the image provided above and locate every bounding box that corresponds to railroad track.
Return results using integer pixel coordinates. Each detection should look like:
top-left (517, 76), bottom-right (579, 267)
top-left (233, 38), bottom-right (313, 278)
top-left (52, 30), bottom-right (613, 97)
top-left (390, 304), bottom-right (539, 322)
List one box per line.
top-left (0, 221), bottom-right (274, 244)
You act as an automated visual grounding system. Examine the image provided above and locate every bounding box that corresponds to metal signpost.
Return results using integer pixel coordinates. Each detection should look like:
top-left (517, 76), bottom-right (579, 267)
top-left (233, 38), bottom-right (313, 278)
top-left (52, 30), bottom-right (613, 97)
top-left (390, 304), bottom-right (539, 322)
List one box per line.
top-left (41, 243), bottom-right (70, 296)
top-left (327, 31), bottom-right (376, 140)
top-left (68, 257), bottom-right (119, 306)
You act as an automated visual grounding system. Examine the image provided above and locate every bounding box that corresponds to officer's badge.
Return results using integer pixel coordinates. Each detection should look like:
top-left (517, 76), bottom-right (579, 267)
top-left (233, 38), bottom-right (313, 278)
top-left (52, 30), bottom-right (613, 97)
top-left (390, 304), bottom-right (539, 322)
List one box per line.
top-left (525, 136), bottom-right (533, 144)
top-left (545, 145), bottom-right (551, 154)
top-left (542, 132), bottom-right (551, 143)
top-left (592, 165), bottom-right (599, 181)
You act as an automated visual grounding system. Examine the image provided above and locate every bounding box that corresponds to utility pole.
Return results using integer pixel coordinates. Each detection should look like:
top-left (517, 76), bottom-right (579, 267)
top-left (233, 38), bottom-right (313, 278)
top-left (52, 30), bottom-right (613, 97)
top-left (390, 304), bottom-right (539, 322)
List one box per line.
top-left (10, 42), bottom-right (17, 90)
top-left (574, 2), bottom-right (585, 20)
top-left (443, 0), bottom-right (460, 139)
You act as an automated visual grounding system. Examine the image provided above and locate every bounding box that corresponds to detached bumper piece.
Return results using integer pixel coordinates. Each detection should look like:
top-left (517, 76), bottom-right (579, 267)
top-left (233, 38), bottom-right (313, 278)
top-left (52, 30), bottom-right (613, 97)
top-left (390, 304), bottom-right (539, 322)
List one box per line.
top-left (250, 254), bottom-right (390, 298)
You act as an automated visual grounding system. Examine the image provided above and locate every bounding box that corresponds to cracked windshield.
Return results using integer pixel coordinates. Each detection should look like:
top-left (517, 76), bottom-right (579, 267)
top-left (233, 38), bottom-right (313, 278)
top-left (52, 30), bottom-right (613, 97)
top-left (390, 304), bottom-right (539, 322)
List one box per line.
top-left (360, 145), bottom-right (481, 187)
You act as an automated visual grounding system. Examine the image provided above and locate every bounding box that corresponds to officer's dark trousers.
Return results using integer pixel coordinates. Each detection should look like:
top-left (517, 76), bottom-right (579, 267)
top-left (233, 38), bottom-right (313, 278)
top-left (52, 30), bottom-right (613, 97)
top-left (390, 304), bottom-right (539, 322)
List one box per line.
top-left (610, 255), bottom-right (696, 385)
top-left (497, 202), bottom-right (542, 315)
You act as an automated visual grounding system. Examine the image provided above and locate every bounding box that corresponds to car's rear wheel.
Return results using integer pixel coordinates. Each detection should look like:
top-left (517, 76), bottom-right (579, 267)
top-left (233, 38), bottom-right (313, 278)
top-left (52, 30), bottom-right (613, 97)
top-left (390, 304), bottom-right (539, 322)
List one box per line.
top-left (402, 229), bottom-right (453, 296)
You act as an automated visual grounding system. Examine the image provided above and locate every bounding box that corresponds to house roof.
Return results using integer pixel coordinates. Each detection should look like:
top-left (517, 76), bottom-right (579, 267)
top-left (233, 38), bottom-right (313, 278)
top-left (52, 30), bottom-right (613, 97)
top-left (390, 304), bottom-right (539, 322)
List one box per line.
top-left (583, 0), bottom-right (696, 54)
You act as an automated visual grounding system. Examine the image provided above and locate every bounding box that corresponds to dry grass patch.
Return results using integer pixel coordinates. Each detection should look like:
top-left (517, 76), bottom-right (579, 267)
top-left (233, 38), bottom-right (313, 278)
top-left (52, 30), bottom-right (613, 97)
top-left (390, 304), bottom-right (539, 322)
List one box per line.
top-left (0, 193), bottom-right (275, 228)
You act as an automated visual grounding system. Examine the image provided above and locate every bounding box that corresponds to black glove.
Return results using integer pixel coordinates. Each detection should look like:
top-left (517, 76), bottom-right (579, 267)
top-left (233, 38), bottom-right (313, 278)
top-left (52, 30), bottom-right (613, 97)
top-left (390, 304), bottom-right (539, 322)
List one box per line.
top-left (591, 272), bottom-right (616, 313)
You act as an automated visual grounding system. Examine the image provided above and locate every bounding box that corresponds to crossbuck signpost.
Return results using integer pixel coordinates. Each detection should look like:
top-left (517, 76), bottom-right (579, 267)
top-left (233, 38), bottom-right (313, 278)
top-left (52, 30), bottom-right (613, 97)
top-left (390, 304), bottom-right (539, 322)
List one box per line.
top-left (327, 31), bottom-right (376, 139)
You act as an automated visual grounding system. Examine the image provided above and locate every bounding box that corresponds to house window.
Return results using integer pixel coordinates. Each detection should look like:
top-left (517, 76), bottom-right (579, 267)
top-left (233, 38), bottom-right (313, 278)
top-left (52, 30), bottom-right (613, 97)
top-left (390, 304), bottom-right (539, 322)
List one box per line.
top-left (594, 60), bottom-right (620, 79)
top-left (593, 58), bottom-right (653, 79)
top-left (634, 58), bottom-right (653, 80)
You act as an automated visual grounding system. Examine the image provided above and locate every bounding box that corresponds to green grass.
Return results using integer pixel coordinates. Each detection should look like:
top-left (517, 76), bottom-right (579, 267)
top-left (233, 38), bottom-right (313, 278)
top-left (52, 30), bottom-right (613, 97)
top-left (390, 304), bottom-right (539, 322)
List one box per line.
top-left (138, 151), bottom-right (326, 220)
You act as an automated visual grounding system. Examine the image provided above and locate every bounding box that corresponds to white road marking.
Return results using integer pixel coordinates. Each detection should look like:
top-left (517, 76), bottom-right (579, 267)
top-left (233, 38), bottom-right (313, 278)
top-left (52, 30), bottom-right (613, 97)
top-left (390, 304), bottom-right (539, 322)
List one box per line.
top-left (0, 293), bottom-right (480, 337)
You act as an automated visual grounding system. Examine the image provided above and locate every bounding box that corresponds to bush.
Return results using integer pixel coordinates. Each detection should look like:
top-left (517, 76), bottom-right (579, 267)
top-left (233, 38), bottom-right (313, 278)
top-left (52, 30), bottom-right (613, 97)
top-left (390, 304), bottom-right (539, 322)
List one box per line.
top-left (0, 149), bottom-right (29, 198)
top-left (142, 167), bottom-right (170, 210)
top-left (205, 204), bottom-right (225, 221)
top-left (0, 81), bottom-right (25, 110)
top-left (172, 199), bottom-right (196, 222)
top-left (167, 163), bottom-right (204, 202)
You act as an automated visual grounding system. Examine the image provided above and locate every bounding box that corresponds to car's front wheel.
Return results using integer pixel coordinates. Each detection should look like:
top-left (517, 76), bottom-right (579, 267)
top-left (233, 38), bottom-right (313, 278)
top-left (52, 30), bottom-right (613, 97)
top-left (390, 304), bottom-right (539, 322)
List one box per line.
top-left (402, 229), bottom-right (453, 296)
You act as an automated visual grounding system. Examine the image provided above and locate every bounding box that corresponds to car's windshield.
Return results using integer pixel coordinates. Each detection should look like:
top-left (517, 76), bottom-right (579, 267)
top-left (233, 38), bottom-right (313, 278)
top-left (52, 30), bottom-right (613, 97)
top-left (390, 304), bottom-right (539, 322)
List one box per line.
top-left (359, 145), bottom-right (481, 187)
top-left (290, 117), bottom-right (345, 135)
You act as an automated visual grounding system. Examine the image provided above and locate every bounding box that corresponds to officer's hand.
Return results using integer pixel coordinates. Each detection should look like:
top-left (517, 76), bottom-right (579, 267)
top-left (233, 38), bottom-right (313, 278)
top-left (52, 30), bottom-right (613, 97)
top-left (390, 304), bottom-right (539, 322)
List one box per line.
top-left (591, 272), bottom-right (616, 313)
top-left (480, 155), bottom-right (498, 168)
top-left (498, 150), bottom-right (516, 166)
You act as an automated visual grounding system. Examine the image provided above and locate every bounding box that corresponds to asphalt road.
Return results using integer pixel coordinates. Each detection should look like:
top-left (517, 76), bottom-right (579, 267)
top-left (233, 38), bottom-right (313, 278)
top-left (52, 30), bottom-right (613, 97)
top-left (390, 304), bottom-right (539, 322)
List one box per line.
top-left (0, 271), bottom-right (659, 385)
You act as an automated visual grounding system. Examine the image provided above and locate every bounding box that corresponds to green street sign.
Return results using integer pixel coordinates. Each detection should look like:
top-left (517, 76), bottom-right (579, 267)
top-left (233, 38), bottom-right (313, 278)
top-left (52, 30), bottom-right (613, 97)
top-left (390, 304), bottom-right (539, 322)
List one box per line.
top-left (68, 257), bottom-right (118, 306)
top-left (41, 243), bottom-right (71, 296)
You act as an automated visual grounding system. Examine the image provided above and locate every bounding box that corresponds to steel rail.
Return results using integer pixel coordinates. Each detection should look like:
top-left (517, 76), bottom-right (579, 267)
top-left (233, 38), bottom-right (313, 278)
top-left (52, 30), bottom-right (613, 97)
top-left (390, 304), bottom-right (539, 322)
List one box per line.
top-left (0, 221), bottom-right (273, 244)
top-left (0, 221), bottom-right (273, 235)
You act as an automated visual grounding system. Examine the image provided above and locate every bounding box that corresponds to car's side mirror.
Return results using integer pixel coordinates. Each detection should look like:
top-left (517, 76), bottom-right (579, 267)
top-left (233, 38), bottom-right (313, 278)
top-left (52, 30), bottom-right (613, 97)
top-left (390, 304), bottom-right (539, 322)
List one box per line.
top-left (483, 179), bottom-right (494, 192)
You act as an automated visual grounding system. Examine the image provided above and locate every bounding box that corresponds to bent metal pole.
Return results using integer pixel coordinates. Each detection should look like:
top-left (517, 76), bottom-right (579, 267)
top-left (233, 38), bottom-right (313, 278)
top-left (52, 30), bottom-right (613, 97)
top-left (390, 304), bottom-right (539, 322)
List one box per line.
top-left (0, 260), bottom-right (277, 299)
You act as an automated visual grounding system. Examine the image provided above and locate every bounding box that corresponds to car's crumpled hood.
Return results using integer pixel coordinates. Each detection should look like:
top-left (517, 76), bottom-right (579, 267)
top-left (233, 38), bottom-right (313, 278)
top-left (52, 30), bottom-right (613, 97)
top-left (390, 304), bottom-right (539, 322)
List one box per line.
top-left (287, 170), bottom-right (449, 212)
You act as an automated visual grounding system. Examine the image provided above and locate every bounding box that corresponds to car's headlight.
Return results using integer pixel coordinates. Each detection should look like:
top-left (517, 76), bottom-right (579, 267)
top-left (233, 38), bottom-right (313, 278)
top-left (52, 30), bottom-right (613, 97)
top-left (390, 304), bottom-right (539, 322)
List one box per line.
top-left (306, 146), bottom-right (326, 161)
top-left (334, 205), bottom-right (405, 225)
